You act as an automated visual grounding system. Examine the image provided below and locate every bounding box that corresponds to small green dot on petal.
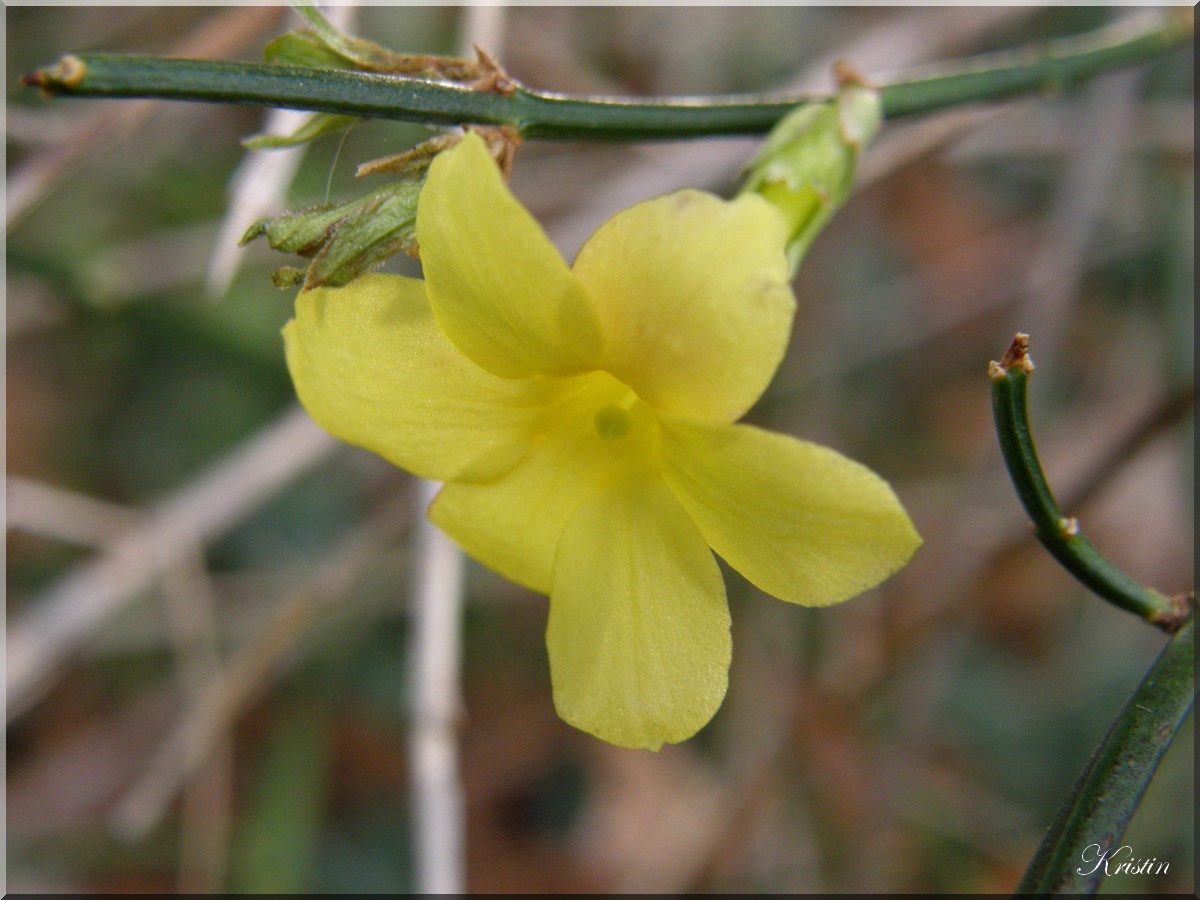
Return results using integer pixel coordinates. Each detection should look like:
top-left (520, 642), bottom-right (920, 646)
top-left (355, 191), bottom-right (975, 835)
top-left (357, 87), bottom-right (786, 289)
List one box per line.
top-left (594, 404), bottom-right (632, 441)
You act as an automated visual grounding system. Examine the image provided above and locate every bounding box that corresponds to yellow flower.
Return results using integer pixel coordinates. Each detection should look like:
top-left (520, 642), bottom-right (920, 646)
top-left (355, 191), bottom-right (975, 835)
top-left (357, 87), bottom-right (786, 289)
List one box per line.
top-left (283, 132), bottom-right (921, 750)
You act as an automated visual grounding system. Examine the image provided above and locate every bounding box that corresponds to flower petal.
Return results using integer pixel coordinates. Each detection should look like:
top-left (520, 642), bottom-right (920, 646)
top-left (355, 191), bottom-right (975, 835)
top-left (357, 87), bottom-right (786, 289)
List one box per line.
top-left (547, 476), bottom-right (730, 750)
top-left (284, 273), bottom-right (555, 483)
top-left (429, 371), bottom-right (635, 594)
top-left (572, 189), bottom-right (794, 422)
top-left (659, 414), bottom-right (922, 606)
top-left (417, 132), bottom-right (605, 378)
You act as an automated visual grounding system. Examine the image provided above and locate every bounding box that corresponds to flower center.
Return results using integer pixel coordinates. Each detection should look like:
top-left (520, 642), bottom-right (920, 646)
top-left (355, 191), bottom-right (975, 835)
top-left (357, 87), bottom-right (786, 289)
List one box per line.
top-left (593, 403), bottom-right (632, 441)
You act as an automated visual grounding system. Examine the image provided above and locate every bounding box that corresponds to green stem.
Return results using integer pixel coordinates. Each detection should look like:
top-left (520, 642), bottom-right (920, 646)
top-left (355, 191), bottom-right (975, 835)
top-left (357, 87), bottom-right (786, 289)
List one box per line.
top-left (21, 13), bottom-right (1193, 141)
top-left (1016, 617), bottom-right (1195, 895)
top-left (989, 335), bottom-right (1190, 632)
top-left (877, 11), bottom-right (1193, 119)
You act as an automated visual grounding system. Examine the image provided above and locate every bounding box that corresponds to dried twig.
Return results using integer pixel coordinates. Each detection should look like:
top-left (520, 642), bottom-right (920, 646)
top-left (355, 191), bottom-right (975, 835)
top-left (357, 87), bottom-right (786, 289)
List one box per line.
top-left (160, 544), bottom-right (231, 893)
top-left (6, 405), bottom-right (339, 721)
top-left (7, 6), bottom-right (284, 229)
top-left (544, 6), bottom-right (1031, 259)
top-left (6, 475), bottom-right (141, 547)
top-left (110, 495), bottom-right (412, 839)
top-left (407, 479), bottom-right (467, 894)
top-left (1015, 69), bottom-right (1141, 367)
top-left (404, 9), bottom-right (509, 896)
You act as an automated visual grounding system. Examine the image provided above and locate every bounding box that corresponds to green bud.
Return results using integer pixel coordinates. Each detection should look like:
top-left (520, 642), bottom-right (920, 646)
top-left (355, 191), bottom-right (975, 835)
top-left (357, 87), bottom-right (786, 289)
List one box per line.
top-left (270, 266), bottom-right (307, 289)
top-left (241, 180), bottom-right (422, 290)
top-left (741, 85), bottom-right (882, 273)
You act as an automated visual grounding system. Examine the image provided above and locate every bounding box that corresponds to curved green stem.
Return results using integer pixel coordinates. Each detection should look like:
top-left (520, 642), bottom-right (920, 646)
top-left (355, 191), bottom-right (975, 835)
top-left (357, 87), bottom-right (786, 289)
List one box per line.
top-left (21, 13), bottom-right (1193, 141)
top-left (989, 334), bottom-right (1191, 632)
top-left (876, 11), bottom-right (1192, 120)
top-left (1016, 617), bottom-right (1195, 895)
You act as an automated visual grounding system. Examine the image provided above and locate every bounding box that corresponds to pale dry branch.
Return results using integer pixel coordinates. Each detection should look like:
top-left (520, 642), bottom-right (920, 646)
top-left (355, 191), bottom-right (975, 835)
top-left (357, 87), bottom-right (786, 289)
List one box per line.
top-left (948, 100), bottom-right (1194, 161)
top-left (6, 475), bottom-right (142, 548)
top-left (544, 6), bottom-right (1032, 259)
top-left (7, 6), bottom-right (285, 229)
top-left (110, 494), bottom-right (412, 839)
top-left (405, 8), bottom-right (508, 893)
top-left (6, 404), bottom-right (339, 721)
top-left (205, 5), bottom-right (360, 299)
top-left (1016, 69), bottom-right (1141, 367)
top-left (408, 479), bottom-right (467, 895)
top-left (161, 543), bottom-right (231, 893)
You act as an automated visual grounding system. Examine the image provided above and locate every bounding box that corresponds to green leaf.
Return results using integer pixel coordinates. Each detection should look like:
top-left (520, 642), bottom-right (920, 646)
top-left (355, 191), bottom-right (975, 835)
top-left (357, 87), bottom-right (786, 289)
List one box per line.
top-left (229, 705), bottom-right (331, 893)
top-left (1017, 617), bottom-right (1195, 895)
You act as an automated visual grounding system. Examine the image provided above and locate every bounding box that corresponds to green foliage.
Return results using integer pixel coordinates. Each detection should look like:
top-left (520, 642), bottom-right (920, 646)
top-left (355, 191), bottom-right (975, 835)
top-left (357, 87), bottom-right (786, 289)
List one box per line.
top-left (241, 180), bottom-right (422, 290)
top-left (230, 706), bottom-right (331, 893)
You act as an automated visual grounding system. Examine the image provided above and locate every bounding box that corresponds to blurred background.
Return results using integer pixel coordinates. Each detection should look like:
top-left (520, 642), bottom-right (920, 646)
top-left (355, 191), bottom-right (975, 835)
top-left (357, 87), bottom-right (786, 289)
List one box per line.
top-left (6, 5), bottom-right (1194, 894)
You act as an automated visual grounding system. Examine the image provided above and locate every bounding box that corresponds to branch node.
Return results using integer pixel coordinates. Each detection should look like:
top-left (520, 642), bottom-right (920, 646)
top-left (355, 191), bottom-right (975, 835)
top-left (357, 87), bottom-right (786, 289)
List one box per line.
top-left (1149, 591), bottom-right (1195, 634)
top-left (1002, 332), bottom-right (1035, 373)
top-left (989, 333), bottom-right (1036, 380)
top-left (832, 58), bottom-right (875, 90)
top-left (20, 54), bottom-right (87, 95)
top-left (1057, 517), bottom-right (1080, 538)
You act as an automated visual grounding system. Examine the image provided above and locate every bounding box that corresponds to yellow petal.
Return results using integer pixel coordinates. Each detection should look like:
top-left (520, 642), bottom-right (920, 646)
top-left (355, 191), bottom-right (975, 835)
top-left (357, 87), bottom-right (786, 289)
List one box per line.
top-left (284, 273), bottom-right (556, 483)
top-left (572, 189), bottom-right (795, 422)
top-left (429, 370), bottom-right (642, 594)
top-left (659, 414), bottom-right (922, 606)
top-left (547, 476), bottom-right (730, 750)
top-left (417, 132), bottom-right (605, 378)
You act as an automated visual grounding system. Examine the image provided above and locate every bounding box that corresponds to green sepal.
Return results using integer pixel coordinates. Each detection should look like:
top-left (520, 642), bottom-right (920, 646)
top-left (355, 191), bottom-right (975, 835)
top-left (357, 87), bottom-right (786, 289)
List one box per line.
top-left (242, 112), bottom-right (359, 150)
top-left (288, 3), bottom-right (413, 73)
top-left (263, 30), bottom-right (355, 70)
top-left (740, 85), bottom-right (882, 273)
top-left (241, 180), bottom-right (422, 290)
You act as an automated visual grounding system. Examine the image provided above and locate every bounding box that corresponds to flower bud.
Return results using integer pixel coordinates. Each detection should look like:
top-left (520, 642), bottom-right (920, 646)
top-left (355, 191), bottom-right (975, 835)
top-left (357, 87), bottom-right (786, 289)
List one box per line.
top-left (241, 180), bottom-right (422, 290)
top-left (741, 83), bottom-right (881, 272)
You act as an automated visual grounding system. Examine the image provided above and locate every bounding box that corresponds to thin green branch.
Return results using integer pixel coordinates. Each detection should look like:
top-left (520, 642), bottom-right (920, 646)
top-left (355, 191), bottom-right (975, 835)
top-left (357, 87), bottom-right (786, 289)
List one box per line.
top-left (21, 13), bottom-right (1193, 141)
top-left (876, 11), bottom-right (1193, 120)
top-left (988, 334), bottom-right (1191, 632)
top-left (1016, 617), bottom-right (1195, 895)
